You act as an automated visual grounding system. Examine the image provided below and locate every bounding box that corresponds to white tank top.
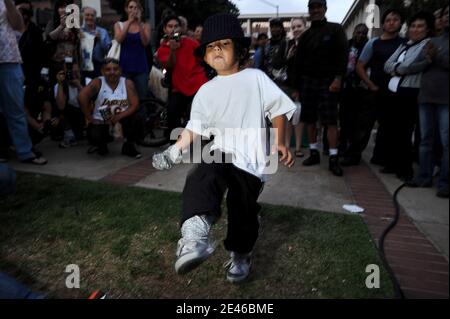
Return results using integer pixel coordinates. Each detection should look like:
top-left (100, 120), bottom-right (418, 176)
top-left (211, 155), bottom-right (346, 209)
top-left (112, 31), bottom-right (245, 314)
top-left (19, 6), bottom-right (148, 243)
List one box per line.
top-left (93, 76), bottom-right (129, 121)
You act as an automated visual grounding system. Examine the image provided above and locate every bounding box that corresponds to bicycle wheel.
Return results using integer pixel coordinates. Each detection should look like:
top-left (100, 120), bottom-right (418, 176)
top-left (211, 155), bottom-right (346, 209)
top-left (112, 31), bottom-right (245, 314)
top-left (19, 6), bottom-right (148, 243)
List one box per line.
top-left (138, 98), bottom-right (170, 148)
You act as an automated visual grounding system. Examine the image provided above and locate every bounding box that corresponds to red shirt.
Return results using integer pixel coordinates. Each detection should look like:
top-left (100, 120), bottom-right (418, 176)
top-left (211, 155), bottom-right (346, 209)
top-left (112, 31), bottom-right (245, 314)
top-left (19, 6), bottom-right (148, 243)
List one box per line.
top-left (157, 37), bottom-right (208, 97)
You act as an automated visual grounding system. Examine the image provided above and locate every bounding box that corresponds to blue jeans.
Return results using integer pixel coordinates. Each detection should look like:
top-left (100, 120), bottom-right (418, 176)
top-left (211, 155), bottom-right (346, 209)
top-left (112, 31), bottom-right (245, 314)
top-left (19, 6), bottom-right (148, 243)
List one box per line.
top-left (0, 163), bottom-right (16, 196)
top-left (0, 272), bottom-right (45, 299)
top-left (0, 64), bottom-right (34, 160)
top-left (416, 103), bottom-right (449, 191)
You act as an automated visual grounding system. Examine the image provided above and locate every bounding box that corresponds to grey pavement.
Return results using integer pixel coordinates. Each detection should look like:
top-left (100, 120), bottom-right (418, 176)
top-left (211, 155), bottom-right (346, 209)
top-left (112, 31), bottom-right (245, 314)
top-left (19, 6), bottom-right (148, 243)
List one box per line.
top-left (8, 135), bottom-right (449, 260)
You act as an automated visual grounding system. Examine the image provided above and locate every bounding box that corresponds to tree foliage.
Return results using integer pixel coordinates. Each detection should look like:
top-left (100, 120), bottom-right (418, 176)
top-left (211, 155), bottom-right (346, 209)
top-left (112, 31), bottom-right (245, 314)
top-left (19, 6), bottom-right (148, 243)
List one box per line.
top-left (381, 0), bottom-right (448, 20)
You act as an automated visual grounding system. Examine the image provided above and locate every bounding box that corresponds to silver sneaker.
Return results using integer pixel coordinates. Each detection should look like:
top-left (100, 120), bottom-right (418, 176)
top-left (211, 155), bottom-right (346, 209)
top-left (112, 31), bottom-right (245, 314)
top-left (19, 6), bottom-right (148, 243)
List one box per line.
top-left (175, 215), bottom-right (216, 275)
top-left (224, 252), bottom-right (252, 283)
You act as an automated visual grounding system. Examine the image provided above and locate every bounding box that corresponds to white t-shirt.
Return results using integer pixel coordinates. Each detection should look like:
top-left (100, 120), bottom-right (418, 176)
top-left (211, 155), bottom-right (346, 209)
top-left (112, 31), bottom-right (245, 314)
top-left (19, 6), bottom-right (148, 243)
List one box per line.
top-left (93, 76), bottom-right (129, 121)
top-left (185, 68), bottom-right (296, 180)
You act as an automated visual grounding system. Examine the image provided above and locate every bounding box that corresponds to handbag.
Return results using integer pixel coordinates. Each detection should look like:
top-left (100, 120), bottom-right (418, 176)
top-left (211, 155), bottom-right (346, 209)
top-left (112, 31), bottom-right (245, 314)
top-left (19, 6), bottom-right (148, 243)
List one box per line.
top-left (106, 22), bottom-right (123, 61)
top-left (272, 67), bottom-right (288, 83)
top-left (107, 40), bottom-right (121, 61)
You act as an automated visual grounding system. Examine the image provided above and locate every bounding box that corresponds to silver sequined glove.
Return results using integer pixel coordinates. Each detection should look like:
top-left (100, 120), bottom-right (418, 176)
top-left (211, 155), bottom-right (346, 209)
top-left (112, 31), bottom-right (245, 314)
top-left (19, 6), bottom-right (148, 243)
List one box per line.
top-left (152, 145), bottom-right (183, 170)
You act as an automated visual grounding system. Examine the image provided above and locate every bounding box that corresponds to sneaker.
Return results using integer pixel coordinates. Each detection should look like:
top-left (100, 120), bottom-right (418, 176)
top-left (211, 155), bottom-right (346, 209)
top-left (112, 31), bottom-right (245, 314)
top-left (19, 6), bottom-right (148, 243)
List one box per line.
top-left (97, 145), bottom-right (109, 156)
top-left (59, 139), bottom-right (77, 149)
top-left (122, 142), bottom-right (142, 159)
top-left (436, 189), bottom-right (449, 199)
top-left (87, 146), bottom-right (99, 154)
top-left (303, 149), bottom-right (320, 166)
top-left (329, 155), bottom-right (344, 177)
top-left (224, 252), bottom-right (252, 283)
top-left (175, 215), bottom-right (215, 275)
top-left (21, 156), bottom-right (48, 165)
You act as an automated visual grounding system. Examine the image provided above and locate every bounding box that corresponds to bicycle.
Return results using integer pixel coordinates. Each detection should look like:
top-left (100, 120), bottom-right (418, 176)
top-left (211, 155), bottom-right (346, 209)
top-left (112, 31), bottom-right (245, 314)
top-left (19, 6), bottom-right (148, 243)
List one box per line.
top-left (137, 97), bottom-right (170, 148)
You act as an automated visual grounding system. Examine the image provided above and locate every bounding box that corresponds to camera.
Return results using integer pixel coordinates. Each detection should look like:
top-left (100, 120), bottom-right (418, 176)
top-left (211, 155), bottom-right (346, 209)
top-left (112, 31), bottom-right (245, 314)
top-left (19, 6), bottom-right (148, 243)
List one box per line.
top-left (64, 56), bottom-right (74, 81)
top-left (163, 32), bottom-right (181, 42)
top-left (40, 68), bottom-right (49, 83)
top-left (161, 68), bottom-right (171, 88)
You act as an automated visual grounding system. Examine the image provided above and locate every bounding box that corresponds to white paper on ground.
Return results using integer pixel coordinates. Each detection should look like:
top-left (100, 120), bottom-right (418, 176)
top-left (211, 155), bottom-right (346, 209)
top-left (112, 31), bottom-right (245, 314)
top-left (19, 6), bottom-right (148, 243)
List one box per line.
top-left (343, 204), bottom-right (365, 214)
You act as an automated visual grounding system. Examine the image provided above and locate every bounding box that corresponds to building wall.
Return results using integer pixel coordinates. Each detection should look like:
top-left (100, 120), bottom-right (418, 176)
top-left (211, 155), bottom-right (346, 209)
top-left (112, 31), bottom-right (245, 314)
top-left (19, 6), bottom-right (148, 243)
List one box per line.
top-left (342, 0), bottom-right (384, 39)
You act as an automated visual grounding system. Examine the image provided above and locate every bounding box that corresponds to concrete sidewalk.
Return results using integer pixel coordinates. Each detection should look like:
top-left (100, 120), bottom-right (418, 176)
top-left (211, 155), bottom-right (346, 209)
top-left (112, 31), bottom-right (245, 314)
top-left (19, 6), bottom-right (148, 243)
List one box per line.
top-left (9, 136), bottom-right (448, 259)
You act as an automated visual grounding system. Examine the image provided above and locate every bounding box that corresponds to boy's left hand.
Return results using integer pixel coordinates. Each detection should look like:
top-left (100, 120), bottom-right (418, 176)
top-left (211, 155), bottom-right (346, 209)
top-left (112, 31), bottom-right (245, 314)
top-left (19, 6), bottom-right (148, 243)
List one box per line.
top-left (273, 144), bottom-right (295, 168)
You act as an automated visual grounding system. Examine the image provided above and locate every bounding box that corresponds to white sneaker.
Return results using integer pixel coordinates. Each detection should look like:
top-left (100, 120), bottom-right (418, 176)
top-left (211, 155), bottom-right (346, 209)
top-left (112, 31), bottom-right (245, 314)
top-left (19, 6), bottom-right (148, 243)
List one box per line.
top-left (224, 252), bottom-right (252, 283)
top-left (175, 215), bottom-right (215, 275)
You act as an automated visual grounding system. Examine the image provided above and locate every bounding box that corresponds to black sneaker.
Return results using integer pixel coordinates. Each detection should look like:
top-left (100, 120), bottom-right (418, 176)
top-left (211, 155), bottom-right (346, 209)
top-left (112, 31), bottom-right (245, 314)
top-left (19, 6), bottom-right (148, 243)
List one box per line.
top-left (303, 150), bottom-right (320, 166)
top-left (329, 155), bottom-right (343, 177)
top-left (122, 142), bottom-right (142, 159)
top-left (97, 145), bottom-right (109, 156)
top-left (436, 189), bottom-right (449, 198)
top-left (87, 146), bottom-right (99, 154)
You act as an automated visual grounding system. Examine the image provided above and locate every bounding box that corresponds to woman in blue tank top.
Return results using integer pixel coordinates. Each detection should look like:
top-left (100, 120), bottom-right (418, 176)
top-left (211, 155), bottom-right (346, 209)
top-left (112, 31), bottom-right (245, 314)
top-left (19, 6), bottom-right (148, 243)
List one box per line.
top-left (114, 0), bottom-right (151, 101)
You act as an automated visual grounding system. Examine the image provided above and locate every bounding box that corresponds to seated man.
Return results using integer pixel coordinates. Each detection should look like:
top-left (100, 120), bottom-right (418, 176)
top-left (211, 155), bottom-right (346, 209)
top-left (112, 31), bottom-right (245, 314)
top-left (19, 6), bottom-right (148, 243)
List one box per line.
top-left (78, 58), bottom-right (141, 158)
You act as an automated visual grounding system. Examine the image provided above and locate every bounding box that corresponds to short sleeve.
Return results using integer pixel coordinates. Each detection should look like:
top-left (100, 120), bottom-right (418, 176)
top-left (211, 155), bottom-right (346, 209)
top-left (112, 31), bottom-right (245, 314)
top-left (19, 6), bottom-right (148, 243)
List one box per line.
top-left (259, 71), bottom-right (296, 121)
top-left (358, 37), bottom-right (377, 64)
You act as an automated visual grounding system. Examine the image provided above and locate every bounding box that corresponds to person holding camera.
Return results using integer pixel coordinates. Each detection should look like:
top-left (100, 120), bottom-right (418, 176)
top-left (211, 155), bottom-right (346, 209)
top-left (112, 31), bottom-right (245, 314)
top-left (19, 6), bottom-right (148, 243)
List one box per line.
top-left (23, 68), bottom-right (64, 148)
top-left (114, 0), bottom-right (151, 102)
top-left (44, 0), bottom-right (80, 84)
top-left (54, 62), bottom-right (85, 148)
top-left (156, 15), bottom-right (208, 143)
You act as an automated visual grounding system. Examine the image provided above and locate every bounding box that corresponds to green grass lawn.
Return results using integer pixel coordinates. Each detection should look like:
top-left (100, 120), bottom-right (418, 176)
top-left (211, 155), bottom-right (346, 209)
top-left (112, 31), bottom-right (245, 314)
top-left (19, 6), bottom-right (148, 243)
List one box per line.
top-left (0, 173), bottom-right (394, 299)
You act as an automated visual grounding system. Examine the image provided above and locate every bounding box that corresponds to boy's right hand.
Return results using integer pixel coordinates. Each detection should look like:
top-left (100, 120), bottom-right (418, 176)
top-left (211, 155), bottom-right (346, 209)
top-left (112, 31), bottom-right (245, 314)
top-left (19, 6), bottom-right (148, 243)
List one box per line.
top-left (152, 145), bottom-right (183, 170)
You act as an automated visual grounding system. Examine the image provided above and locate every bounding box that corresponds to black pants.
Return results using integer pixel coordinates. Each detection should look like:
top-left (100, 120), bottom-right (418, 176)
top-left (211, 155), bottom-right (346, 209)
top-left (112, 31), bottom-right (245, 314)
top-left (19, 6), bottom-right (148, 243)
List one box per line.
top-left (343, 90), bottom-right (391, 164)
top-left (182, 154), bottom-right (264, 254)
top-left (167, 92), bottom-right (194, 143)
top-left (339, 87), bottom-right (368, 154)
top-left (28, 123), bottom-right (64, 146)
top-left (383, 88), bottom-right (419, 176)
top-left (342, 89), bottom-right (376, 161)
top-left (87, 115), bottom-right (138, 147)
top-left (64, 105), bottom-right (86, 140)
